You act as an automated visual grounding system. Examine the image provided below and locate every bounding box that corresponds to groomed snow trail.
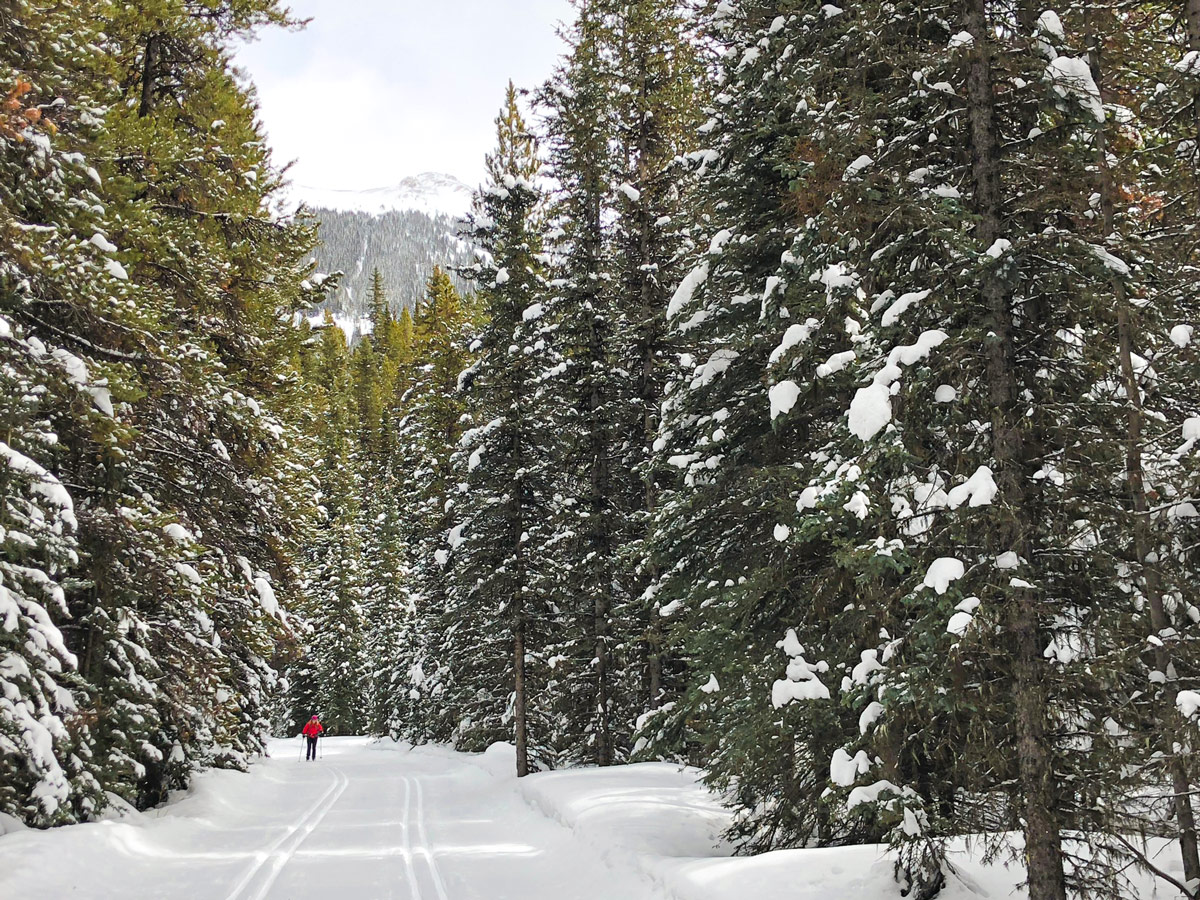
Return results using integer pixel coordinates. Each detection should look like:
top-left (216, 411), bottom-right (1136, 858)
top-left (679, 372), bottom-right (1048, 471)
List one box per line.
top-left (0, 737), bottom-right (663, 900)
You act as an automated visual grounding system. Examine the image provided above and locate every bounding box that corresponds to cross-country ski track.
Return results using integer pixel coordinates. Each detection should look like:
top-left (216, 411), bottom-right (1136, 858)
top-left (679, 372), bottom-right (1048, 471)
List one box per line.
top-left (0, 737), bottom-right (660, 900)
top-left (0, 736), bottom-right (1175, 900)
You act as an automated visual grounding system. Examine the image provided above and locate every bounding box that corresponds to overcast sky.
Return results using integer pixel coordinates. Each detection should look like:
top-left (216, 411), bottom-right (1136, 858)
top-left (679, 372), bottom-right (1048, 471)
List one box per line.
top-left (235, 1), bottom-right (573, 202)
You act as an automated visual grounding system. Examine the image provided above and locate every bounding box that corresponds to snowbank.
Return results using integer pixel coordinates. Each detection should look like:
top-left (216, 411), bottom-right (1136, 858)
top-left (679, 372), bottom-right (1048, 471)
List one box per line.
top-left (511, 756), bottom-right (1166, 900)
top-left (521, 763), bottom-right (732, 863)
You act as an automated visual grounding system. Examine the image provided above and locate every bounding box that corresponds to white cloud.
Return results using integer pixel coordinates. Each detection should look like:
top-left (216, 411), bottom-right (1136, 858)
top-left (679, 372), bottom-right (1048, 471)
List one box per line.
top-left (235, 0), bottom-right (572, 202)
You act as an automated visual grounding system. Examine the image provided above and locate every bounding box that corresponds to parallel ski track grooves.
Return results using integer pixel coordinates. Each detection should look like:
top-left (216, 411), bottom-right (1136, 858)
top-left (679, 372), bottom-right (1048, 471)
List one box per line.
top-left (412, 776), bottom-right (451, 900)
top-left (400, 775), bottom-right (420, 900)
top-left (224, 765), bottom-right (348, 900)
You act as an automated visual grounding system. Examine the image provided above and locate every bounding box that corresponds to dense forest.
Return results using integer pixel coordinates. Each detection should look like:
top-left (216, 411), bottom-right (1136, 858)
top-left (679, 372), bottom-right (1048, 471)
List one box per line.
top-left (308, 206), bottom-right (473, 329)
top-left (0, 0), bottom-right (330, 822)
top-left (7, 1), bottom-right (1200, 899)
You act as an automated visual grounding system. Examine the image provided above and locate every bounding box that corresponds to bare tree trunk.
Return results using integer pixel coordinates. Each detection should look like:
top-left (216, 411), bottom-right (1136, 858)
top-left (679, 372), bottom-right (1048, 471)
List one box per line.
top-left (965, 0), bottom-right (1065, 896)
top-left (1189, 0), bottom-right (1200, 145)
top-left (594, 584), bottom-right (612, 766)
top-left (586, 182), bottom-right (613, 768)
top-left (512, 389), bottom-right (531, 778)
top-left (591, 376), bottom-right (613, 768)
top-left (139, 33), bottom-right (161, 118)
top-left (1117, 300), bottom-right (1200, 890)
top-left (635, 64), bottom-right (665, 714)
top-left (514, 614), bottom-right (529, 777)
top-left (1181, 0), bottom-right (1200, 877)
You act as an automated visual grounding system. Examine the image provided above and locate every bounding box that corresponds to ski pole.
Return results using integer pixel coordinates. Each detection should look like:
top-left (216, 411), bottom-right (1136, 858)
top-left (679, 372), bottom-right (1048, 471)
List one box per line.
top-left (298, 735), bottom-right (303, 762)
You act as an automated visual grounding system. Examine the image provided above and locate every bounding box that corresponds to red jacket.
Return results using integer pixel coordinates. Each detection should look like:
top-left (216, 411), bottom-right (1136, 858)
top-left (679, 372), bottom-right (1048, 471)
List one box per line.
top-left (302, 720), bottom-right (324, 737)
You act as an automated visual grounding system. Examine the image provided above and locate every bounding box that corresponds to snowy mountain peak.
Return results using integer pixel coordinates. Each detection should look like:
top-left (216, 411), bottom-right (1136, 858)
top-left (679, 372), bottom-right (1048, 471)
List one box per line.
top-left (298, 172), bottom-right (475, 219)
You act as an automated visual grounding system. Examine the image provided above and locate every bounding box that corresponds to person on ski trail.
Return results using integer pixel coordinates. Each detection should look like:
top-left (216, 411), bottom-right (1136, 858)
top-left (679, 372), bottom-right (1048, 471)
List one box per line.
top-left (302, 714), bottom-right (324, 760)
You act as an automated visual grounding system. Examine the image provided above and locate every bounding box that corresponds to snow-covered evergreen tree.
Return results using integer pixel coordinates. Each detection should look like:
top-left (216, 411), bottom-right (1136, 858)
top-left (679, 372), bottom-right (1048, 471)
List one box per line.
top-left (536, 0), bottom-right (705, 767)
top-left (2, 0), bottom-right (325, 819)
top-left (288, 318), bottom-right (368, 734)
top-left (392, 270), bottom-right (474, 742)
top-left (440, 84), bottom-right (562, 774)
top-left (605, 0), bottom-right (705, 728)
top-left (652, 3), bottom-right (1200, 898)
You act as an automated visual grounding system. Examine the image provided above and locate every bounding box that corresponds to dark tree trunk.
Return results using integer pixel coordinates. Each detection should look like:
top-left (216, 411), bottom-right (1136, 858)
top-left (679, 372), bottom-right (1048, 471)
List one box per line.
top-left (1086, 25), bottom-right (1200, 887)
top-left (512, 392), bottom-right (530, 777)
top-left (585, 178), bottom-right (613, 768)
top-left (139, 33), bottom-right (161, 118)
top-left (965, 0), bottom-right (1065, 896)
top-left (514, 614), bottom-right (529, 777)
top-left (634, 66), bottom-right (665, 714)
top-left (1189, 0), bottom-right (1200, 145)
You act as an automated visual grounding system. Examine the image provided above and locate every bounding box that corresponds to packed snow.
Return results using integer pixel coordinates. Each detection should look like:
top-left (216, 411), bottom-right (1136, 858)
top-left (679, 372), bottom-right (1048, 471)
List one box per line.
top-left (0, 737), bottom-right (1174, 900)
top-left (848, 383), bottom-right (892, 441)
top-left (880, 289), bottom-right (929, 327)
top-left (923, 557), bottom-right (966, 594)
top-left (1037, 10), bottom-right (1065, 40)
top-left (668, 262), bottom-right (710, 320)
top-left (769, 318), bottom-right (820, 364)
top-left (769, 379), bottom-right (802, 419)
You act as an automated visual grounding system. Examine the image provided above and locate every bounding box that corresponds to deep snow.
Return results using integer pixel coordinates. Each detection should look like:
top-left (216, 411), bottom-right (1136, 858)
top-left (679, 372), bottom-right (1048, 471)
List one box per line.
top-left (0, 738), bottom-right (652, 900)
top-left (0, 737), bottom-right (1176, 899)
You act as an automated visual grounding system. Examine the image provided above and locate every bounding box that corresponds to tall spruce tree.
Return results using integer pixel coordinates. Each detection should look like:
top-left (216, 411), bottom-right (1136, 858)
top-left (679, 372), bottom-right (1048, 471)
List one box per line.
top-left (289, 317), bottom-right (368, 735)
top-left (539, 0), bottom-right (625, 766)
top-left (1, 0), bottom-right (325, 820)
top-left (0, 1), bottom-right (111, 820)
top-left (392, 269), bottom-right (474, 742)
top-left (536, 0), bottom-right (704, 767)
top-left (650, 3), bottom-right (1200, 900)
top-left (440, 84), bottom-right (560, 775)
top-left (606, 0), bottom-right (705, 725)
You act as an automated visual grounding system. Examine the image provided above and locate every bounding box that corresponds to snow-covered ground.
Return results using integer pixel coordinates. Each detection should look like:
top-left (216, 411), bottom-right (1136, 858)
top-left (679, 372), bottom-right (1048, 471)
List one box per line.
top-left (0, 737), bottom-right (1170, 899)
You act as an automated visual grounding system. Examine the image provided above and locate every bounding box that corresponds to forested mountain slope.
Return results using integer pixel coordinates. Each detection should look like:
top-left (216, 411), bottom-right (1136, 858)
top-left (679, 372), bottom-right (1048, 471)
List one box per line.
top-left (309, 206), bottom-right (473, 325)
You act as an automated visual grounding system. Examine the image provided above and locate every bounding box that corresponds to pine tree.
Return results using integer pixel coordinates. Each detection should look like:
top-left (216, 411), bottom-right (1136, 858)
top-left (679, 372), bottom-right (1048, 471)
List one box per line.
top-left (369, 267), bottom-right (390, 335)
top-left (392, 269), bottom-right (473, 742)
top-left (1074, 8), bottom-right (1200, 891)
top-left (649, 4), bottom-right (1200, 900)
top-left (2, 0), bottom-right (324, 819)
top-left (75, 0), bottom-right (317, 806)
top-left (537, 0), bottom-right (624, 766)
top-left (288, 316), bottom-right (368, 734)
top-left (0, 3), bottom-right (115, 816)
top-left (440, 84), bottom-right (559, 775)
top-left (606, 0), bottom-right (705, 726)
top-left (645, 0), bottom-right (876, 854)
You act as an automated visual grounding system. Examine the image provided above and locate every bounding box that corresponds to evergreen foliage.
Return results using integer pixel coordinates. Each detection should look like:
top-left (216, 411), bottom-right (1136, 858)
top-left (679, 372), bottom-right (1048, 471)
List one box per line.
top-left (11, 6), bottom-right (1200, 900)
top-left (439, 84), bottom-right (560, 775)
top-left (1, 0), bottom-right (325, 823)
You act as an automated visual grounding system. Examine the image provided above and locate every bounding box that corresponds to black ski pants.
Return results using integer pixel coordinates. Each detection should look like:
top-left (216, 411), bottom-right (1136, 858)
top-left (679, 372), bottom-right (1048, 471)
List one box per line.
top-left (306, 736), bottom-right (318, 760)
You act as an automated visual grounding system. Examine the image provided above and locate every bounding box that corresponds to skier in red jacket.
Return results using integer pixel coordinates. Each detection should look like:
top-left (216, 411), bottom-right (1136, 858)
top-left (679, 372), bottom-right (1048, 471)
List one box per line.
top-left (302, 715), bottom-right (324, 760)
